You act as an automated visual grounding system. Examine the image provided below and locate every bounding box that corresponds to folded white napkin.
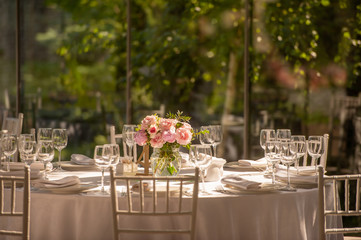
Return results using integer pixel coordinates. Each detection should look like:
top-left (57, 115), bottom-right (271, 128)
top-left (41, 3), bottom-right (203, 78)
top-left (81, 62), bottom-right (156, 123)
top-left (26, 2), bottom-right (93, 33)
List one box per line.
top-left (221, 174), bottom-right (261, 190)
top-left (238, 158), bottom-right (268, 168)
top-left (0, 169), bottom-right (42, 180)
top-left (275, 170), bottom-right (317, 184)
top-left (278, 165), bottom-right (316, 176)
top-left (71, 154), bottom-right (95, 165)
top-left (8, 162), bottom-right (44, 171)
top-left (32, 176), bottom-right (80, 189)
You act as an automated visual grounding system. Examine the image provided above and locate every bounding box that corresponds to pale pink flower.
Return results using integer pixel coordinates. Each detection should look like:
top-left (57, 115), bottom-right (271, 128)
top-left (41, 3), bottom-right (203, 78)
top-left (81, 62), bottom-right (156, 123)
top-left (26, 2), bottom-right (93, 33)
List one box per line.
top-left (175, 127), bottom-right (192, 145)
top-left (159, 118), bottom-right (176, 131)
top-left (162, 129), bottom-right (176, 143)
top-left (180, 122), bottom-right (192, 130)
top-left (141, 115), bottom-right (157, 130)
top-left (150, 133), bottom-right (165, 148)
top-left (147, 124), bottom-right (158, 138)
top-left (134, 130), bottom-right (148, 146)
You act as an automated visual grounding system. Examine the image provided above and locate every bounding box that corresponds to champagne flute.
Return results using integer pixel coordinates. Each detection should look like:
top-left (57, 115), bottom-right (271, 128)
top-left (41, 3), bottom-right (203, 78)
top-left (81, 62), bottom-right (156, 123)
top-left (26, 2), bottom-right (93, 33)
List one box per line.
top-left (307, 136), bottom-right (324, 173)
top-left (280, 141), bottom-right (296, 191)
top-left (290, 135), bottom-right (306, 174)
top-left (1, 134), bottom-right (17, 172)
top-left (122, 125), bottom-right (136, 160)
top-left (37, 140), bottom-right (54, 179)
top-left (52, 129), bottom-right (68, 171)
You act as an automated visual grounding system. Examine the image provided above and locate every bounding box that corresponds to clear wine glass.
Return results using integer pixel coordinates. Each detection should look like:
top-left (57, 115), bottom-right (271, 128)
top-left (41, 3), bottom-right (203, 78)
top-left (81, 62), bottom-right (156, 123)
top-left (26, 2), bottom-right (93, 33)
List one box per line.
top-left (94, 145), bottom-right (111, 194)
top-left (265, 140), bottom-right (280, 185)
top-left (37, 128), bottom-right (53, 142)
top-left (107, 143), bottom-right (120, 169)
top-left (1, 134), bottom-right (17, 172)
top-left (307, 136), bottom-right (324, 174)
top-left (122, 124), bottom-right (137, 160)
top-left (18, 134), bottom-right (37, 167)
top-left (290, 135), bottom-right (306, 174)
top-left (37, 140), bottom-right (54, 179)
top-left (52, 129), bottom-right (68, 171)
top-left (260, 129), bottom-right (276, 174)
top-left (276, 129), bottom-right (291, 142)
top-left (210, 125), bottom-right (222, 157)
top-left (280, 141), bottom-right (296, 191)
top-left (199, 126), bottom-right (214, 153)
top-left (195, 144), bottom-right (213, 194)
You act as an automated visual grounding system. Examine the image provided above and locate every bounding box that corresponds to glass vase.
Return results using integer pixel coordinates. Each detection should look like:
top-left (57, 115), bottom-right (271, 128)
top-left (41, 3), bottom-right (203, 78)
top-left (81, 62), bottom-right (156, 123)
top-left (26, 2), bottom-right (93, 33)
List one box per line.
top-left (150, 147), bottom-right (181, 176)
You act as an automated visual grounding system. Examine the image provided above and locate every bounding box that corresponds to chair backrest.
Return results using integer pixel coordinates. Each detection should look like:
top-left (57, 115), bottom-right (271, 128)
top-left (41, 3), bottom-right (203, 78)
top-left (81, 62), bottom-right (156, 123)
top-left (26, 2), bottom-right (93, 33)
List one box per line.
top-left (110, 125), bottom-right (137, 162)
top-left (300, 134), bottom-right (329, 168)
top-left (0, 166), bottom-right (30, 240)
top-left (2, 113), bottom-right (24, 137)
top-left (109, 166), bottom-right (199, 240)
top-left (318, 166), bottom-right (361, 240)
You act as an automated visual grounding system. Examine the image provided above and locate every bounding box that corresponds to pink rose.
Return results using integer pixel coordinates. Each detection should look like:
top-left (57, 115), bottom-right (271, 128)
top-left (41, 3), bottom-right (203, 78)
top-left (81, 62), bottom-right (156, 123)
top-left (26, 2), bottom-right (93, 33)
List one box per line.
top-left (141, 115), bottom-right (157, 130)
top-left (162, 129), bottom-right (176, 143)
top-left (134, 130), bottom-right (148, 146)
top-left (175, 127), bottom-right (192, 145)
top-left (150, 133), bottom-right (165, 148)
top-left (180, 122), bottom-right (192, 130)
top-left (159, 118), bottom-right (176, 131)
top-left (147, 124), bottom-right (158, 138)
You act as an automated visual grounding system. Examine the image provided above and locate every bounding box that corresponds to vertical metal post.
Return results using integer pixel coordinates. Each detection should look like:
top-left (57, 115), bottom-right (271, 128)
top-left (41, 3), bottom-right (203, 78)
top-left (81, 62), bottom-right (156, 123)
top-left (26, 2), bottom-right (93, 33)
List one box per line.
top-left (126, 0), bottom-right (132, 124)
top-left (243, 0), bottom-right (250, 159)
top-left (16, 0), bottom-right (21, 116)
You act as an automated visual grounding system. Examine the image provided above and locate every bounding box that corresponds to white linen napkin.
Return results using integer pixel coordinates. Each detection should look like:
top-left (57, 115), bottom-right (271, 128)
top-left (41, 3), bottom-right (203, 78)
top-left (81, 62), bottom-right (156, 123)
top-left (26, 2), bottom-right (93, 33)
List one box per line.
top-left (32, 176), bottom-right (80, 189)
top-left (70, 154), bottom-right (95, 165)
top-left (238, 158), bottom-right (268, 168)
top-left (8, 162), bottom-right (44, 171)
top-left (275, 170), bottom-right (317, 184)
top-left (221, 174), bottom-right (262, 190)
top-left (278, 165), bottom-right (316, 176)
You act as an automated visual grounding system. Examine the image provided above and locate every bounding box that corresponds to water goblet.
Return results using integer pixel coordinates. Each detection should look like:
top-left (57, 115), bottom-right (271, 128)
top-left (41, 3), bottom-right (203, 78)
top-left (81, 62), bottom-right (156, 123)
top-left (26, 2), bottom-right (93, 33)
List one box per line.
top-left (52, 129), bottom-right (68, 171)
top-left (307, 136), bottom-right (324, 174)
top-left (37, 140), bottom-right (54, 179)
top-left (122, 124), bottom-right (137, 160)
top-left (290, 135), bottom-right (306, 174)
top-left (1, 134), bottom-right (17, 172)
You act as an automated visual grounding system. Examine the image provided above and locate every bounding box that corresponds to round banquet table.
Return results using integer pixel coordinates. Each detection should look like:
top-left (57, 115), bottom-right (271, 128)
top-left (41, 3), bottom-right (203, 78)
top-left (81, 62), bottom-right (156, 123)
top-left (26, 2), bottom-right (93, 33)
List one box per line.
top-left (3, 167), bottom-right (343, 240)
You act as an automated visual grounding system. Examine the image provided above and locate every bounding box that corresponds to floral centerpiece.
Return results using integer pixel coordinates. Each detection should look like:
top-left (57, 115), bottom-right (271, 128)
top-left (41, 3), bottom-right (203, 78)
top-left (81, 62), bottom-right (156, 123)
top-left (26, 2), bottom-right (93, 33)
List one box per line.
top-left (134, 111), bottom-right (194, 176)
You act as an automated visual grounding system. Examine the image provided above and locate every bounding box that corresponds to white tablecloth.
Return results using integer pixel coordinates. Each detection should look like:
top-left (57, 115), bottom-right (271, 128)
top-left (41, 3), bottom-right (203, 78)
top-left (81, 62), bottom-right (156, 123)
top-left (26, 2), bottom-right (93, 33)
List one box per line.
top-left (2, 168), bottom-right (343, 240)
